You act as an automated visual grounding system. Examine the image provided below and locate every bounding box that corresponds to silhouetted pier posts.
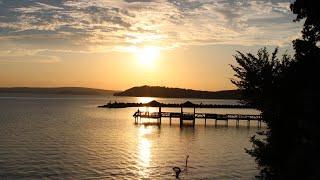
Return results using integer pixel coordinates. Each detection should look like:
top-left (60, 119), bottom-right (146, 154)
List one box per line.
top-left (133, 107), bottom-right (262, 128)
top-left (159, 106), bottom-right (162, 125)
top-left (193, 107), bottom-right (196, 127)
top-left (257, 119), bottom-right (262, 128)
top-left (179, 106), bottom-right (196, 127)
top-left (180, 106), bottom-right (183, 128)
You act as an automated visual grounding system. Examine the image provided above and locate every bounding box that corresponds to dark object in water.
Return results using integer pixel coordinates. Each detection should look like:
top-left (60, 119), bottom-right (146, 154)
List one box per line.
top-left (173, 155), bottom-right (189, 178)
top-left (172, 167), bottom-right (181, 178)
top-left (185, 155), bottom-right (189, 168)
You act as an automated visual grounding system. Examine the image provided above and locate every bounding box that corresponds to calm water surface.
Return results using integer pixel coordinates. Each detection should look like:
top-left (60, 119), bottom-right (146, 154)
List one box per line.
top-left (0, 95), bottom-right (262, 179)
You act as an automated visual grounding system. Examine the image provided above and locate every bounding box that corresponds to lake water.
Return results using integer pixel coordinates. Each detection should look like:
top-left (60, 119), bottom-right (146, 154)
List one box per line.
top-left (0, 95), bottom-right (262, 179)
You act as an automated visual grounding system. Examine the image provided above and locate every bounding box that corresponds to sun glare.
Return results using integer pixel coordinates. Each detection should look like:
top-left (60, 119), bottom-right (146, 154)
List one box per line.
top-left (136, 46), bottom-right (160, 66)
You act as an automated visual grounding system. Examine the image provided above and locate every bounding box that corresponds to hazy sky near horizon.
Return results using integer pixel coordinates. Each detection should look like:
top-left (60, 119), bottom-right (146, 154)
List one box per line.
top-left (0, 0), bottom-right (302, 91)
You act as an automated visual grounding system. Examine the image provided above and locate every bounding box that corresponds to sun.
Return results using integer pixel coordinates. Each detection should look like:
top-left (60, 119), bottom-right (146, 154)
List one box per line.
top-left (136, 46), bottom-right (160, 66)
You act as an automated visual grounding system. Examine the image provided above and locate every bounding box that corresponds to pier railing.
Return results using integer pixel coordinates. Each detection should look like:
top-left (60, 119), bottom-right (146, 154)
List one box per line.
top-left (133, 110), bottom-right (262, 128)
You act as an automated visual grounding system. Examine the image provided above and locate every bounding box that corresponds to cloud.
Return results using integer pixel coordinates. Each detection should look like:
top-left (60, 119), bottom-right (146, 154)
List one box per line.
top-left (124, 0), bottom-right (156, 2)
top-left (0, 48), bottom-right (60, 63)
top-left (0, 0), bottom-right (302, 57)
top-left (0, 55), bottom-right (60, 63)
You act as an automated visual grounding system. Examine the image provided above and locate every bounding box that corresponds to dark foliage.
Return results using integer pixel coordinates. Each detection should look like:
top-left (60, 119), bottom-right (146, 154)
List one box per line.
top-left (98, 101), bottom-right (252, 109)
top-left (114, 85), bottom-right (240, 99)
top-left (231, 0), bottom-right (320, 179)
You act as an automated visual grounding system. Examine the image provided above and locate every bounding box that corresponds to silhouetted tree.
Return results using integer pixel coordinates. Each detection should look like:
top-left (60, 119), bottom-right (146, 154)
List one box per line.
top-left (231, 0), bottom-right (320, 179)
top-left (231, 48), bottom-right (291, 111)
top-left (231, 48), bottom-right (293, 178)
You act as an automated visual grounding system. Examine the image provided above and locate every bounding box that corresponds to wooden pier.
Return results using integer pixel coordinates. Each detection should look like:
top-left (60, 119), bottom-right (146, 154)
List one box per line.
top-left (133, 107), bottom-right (262, 128)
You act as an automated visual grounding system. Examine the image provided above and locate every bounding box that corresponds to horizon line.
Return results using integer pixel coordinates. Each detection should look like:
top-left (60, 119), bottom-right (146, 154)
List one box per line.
top-left (0, 85), bottom-right (237, 93)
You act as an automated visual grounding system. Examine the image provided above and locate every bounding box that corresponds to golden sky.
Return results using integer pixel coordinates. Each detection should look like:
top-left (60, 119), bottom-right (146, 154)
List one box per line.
top-left (0, 0), bottom-right (301, 91)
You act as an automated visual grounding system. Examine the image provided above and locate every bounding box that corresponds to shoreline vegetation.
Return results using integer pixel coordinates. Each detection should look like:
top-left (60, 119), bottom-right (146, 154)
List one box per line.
top-left (114, 86), bottom-right (240, 99)
top-left (230, 1), bottom-right (320, 178)
top-left (98, 100), bottom-right (252, 109)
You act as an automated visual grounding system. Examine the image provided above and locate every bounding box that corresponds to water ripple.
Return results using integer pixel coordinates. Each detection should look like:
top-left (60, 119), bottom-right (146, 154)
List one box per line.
top-left (0, 97), bottom-right (260, 179)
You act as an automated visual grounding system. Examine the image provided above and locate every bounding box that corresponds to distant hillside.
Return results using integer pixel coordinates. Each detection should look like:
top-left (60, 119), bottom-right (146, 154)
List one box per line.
top-left (114, 86), bottom-right (240, 99)
top-left (0, 87), bottom-right (117, 96)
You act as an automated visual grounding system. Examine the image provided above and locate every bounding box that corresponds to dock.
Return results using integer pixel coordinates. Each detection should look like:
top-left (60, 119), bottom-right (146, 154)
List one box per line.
top-left (133, 107), bottom-right (262, 128)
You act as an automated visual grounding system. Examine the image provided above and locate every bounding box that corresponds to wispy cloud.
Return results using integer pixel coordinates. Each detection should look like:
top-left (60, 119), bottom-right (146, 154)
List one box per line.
top-left (0, 48), bottom-right (60, 63)
top-left (0, 0), bottom-right (301, 59)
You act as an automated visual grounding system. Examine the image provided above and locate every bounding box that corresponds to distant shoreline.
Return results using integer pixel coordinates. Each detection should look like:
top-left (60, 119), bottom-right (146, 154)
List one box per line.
top-left (114, 85), bottom-right (240, 99)
top-left (0, 87), bottom-right (118, 96)
top-left (0, 86), bottom-right (242, 100)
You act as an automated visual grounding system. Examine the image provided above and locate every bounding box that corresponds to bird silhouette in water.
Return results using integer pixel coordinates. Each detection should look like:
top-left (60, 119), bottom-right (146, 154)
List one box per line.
top-left (173, 155), bottom-right (189, 179)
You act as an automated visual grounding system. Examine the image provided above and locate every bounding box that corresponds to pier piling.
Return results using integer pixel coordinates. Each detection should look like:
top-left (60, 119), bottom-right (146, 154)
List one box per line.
top-left (133, 107), bottom-right (262, 128)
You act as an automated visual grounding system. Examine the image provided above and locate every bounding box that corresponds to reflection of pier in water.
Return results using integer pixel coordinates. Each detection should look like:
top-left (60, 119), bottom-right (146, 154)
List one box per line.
top-left (133, 107), bottom-right (262, 128)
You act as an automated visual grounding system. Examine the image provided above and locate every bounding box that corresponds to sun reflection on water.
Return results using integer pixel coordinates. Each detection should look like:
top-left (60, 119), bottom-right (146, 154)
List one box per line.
top-left (138, 126), bottom-right (152, 177)
top-left (139, 139), bottom-right (151, 166)
top-left (136, 97), bottom-right (158, 112)
top-left (137, 97), bottom-right (155, 104)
